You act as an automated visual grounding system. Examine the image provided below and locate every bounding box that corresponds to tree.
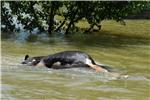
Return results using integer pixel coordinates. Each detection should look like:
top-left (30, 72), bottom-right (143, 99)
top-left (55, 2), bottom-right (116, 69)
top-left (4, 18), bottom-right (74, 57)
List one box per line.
top-left (1, 1), bottom-right (63, 35)
top-left (1, 2), bottom-right (15, 32)
top-left (1, 1), bottom-right (149, 35)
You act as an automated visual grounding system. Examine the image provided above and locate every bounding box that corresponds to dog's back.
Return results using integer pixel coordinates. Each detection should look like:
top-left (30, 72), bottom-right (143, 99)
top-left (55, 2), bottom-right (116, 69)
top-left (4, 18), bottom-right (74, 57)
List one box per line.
top-left (22, 51), bottom-right (108, 72)
top-left (22, 51), bottom-right (95, 67)
top-left (42, 51), bottom-right (96, 67)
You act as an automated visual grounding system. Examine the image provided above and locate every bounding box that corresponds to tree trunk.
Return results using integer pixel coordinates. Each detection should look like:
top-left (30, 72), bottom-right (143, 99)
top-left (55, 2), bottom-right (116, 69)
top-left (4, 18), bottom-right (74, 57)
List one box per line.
top-left (65, 8), bottom-right (78, 34)
top-left (30, 2), bottom-right (39, 27)
top-left (48, 2), bottom-right (55, 35)
top-left (65, 20), bottom-right (73, 35)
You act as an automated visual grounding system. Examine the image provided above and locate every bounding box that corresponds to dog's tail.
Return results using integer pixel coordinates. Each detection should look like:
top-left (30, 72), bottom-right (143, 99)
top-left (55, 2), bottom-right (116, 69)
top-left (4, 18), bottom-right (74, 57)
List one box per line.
top-left (89, 56), bottom-right (114, 72)
top-left (89, 57), bottom-right (128, 78)
top-left (96, 64), bottom-right (129, 78)
top-left (96, 64), bottom-right (114, 72)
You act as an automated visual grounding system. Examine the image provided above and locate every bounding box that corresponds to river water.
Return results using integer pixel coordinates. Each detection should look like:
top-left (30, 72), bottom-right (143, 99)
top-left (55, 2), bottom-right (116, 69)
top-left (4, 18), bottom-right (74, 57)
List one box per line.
top-left (1, 34), bottom-right (150, 100)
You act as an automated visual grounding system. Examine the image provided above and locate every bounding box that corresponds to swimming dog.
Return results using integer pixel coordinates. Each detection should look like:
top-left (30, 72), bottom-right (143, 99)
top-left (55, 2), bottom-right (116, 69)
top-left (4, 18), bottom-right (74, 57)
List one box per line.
top-left (21, 51), bottom-right (114, 73)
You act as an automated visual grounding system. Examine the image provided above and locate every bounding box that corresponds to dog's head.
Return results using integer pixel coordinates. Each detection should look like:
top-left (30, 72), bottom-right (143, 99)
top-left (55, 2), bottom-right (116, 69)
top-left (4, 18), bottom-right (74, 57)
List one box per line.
top-left (22, 55), bottom-right (44, 66)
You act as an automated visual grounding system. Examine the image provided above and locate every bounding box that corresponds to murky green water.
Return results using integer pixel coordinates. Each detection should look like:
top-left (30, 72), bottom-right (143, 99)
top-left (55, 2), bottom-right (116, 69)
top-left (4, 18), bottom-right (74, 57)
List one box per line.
top-left (1, 34), bottom-right (150, 100)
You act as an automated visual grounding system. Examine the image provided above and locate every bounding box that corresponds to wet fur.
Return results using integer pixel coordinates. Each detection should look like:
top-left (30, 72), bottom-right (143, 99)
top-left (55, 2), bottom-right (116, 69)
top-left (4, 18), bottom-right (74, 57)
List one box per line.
top-left (22, 51), bottom-right (112, 72)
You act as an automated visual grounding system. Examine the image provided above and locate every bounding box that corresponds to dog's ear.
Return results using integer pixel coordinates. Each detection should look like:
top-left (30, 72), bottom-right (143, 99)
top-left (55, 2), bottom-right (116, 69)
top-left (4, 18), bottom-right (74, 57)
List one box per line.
top-left (25, 55), bottom-right (29, 60)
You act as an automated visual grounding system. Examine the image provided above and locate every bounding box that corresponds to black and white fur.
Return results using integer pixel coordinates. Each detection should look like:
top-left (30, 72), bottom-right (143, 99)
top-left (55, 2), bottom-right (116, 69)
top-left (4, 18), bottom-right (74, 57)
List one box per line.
top-left (22, 51), bottom-right (113, 72)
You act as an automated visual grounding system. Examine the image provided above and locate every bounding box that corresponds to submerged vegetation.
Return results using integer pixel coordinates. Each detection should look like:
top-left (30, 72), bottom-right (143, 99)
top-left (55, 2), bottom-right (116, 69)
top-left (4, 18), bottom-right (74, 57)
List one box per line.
top-left (1, 1), bottom-right (149, 36)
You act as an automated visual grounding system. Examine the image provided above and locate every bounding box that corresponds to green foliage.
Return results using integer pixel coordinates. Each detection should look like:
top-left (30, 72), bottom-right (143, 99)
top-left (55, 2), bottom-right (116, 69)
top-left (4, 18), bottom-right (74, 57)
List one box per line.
top-left (1, 2), bottom-right (15, 32)
top-left (1, 1), bottom-right (149, 35)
